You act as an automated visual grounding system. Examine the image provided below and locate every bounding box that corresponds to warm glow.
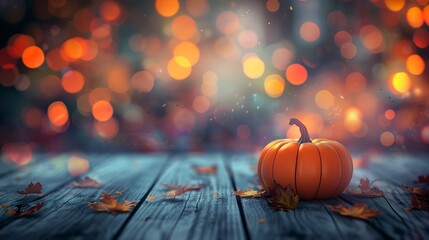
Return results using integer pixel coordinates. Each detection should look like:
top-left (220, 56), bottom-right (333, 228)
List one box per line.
top-left (22, 46), bottom-right (44, 69)
top-left (168, 56), bottom-right (192, 80)
top-left (272, 48), bottom-right (292, 70)
top-left (46, 48), bottom-right (68, 71)
top-left (359, 25), bottom-right (384, 53)
top-left (48, 101), bottom-right (69, 127)
top-left (264, 74), bottom-right (285, 98)
top-left (384, 0), bottom-right (405, 12)
top-left (173, 41), bottom-right (200, 65)
top-left (94, 118), bottom-right (119, 139)
top-left (340, 42), bottom-right (357, 59)
top-left (92, 100), bottom-right (114, 122)
top-left (61, 70), bottom-right (85, 94)
top-left (192, 96), bottom-right (211, 113)
top-left (392, 72), bottom-right (411, 93)
top-left (285, 64), bottom-right (307, 85)
top-left (266, 0), bottom-right (280, 13)
top-left (131, 71), bottom-right (155, 93)
top-left (406, 54), bottom-right (425, 75)
top-left (243, 56), bottom-right (265, 79)
top-left (238, 30), bottom-right (258, 49)
top-left (407, 7), bottom-right (424, 28)
top-left (8, 34), bottom-right (35, 58)
top-left (424, 5), bottom-right (429, 26)
top-left (171, 15), bottom-right (197, 40)
top-left (334, 31), bottom-right (352, 46)
top-left (315, 90), bottom-right (334, 109)
top-left (380, 131), bottom-right (395, 146)
top-left (201, 71), bottom-right (218, 97)
top-left (345, 72), bottom-right (366, 93)
top-left (68, 156), bottom-right (90, 176)
top-left (186, 0), bottom-right (209, 17)
top-left (155, 0), bottom-right (179, 17)
top-left (100, 1), bottom-right (121, 22)
top-left (216, 11), bottom-right (240, 35)
top-left (384, 109), bottom-right (395, 120)
top-left (300, 22), bottom-right (321, 42)
top-left (108, 64), bottom-right (131, 93)
top-left (421, 125), bottom-right (429, 144)
top-left (62, 38), bottom-right (84, 61)
top-left (344, 107), bottom-right (362, 133)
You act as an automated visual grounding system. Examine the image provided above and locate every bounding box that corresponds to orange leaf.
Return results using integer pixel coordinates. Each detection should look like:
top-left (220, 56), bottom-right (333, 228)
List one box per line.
top-left (1, 204), bottom-right (9, 209)
top-left (147, 195), bottom-right (156, 200)
top-left (344, 178), bottom-right (383, 197)
top-left (115, 191), bottom-right (123, 195)
top-left (192, 165), bottom-right (217, 174)
top-left (233, 188), bottom-right (265, 198)
top-left (89, 192), bottom-right (137, 213)
top-left (328, 204), bottom-right (381, 220)
top-left (414, 175), bottom-right (429, 184)
top-left (16, 182), bottom-right (43, 195)
top-left (162, 184), bottom-right (204, 197)
top-left (402, 185), bottom-right (429, 211)
top-left (7, 209), bottom-right (17, 215)
top-left (69, 177), bottom-right (101, 188)
top-left (258, 218), bottom-right (265, 223)
top-left (264, 185), bottom-right (299, 211)
top-left (15, 202), bottom-right (44, 218)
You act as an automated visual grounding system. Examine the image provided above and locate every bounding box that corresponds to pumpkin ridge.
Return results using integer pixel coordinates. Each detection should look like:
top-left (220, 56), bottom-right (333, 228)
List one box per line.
top-left (258, 140), bottom-right (282, 189)
top-left (269, 141), bottom-right (289, 190)
top-left (294, 144), bottom-right (301, 196)
top-left (330, 144), bottom-right (344, 196)
top-left (261, 141), bottom-right (288, 190)
top-left (314, 144), bottom-right (323, 199)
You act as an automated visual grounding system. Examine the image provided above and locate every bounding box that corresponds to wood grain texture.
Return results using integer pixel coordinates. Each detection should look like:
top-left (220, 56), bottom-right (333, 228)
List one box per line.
top-left (228, 154), bottom-right (382, 240)
top-left (0, 154), bottom-right (167, 240)
top-left (118, 154), bottom-right (245, 240)
top-left (0, 154), bottom-right (46, 177)
top-left (340, 154), bottom-right (429, 239)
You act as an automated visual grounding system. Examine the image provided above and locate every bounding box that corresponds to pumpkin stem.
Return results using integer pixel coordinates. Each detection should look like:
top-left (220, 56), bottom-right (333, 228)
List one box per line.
top-left (289, 118), bottom-right (312, 143)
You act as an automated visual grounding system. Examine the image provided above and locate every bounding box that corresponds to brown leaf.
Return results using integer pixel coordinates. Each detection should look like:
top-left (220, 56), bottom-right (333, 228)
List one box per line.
top-left (162, 184), bottom-right (204, 197)
top-left (328, 204), bottom-right (381, 220)
top-left (414, 175), bottom-right (429, 184)
top-left (88, 192), bottom-right (137, 213)
top-left (16, 182), bottom-right (43, 195)
top-left (15, 202), bottom-right (44, 218)
top-left (402, 185), bottom-right (429, 211)
top-left (258, 218), bottom-right (265, 223)
top-left (147, 195), bottom-right (156, 200)
top-left (264, 185), bottom-right (299, 211)
top-left (69, 177), bottom-right (101, 188)
top-left (1, 204), bottom-right (9, 209)
top-left (192, 165), bottom-right (217, 174)
top-left (233, 188), bottom-right (266, 198)
top-left (344, 178), bottom-right (383, 197)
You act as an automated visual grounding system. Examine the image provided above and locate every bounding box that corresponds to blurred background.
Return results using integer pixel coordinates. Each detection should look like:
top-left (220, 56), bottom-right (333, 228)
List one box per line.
top-left (0, 0), bottom-right (428, 163)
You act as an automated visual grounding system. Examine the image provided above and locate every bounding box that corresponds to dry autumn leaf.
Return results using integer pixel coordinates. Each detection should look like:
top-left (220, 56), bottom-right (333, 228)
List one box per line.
top-left (264, 185), bottom-right (299, 211)
top-left (414, 175), bottom-right (429, 184)
top-left (344, 178), bottom-right (383, 197)
top-left (192, 165), bottom-right (218, 174)
top-left (328, 204), bottom-right (381, 220)
top-left (147, 195), bottom-right (156, 200)
top-left (162, 184), bottom-right (204, 197)
top-left (233, 188), bottom-right (266, 198)
top-left (16, 182), bottom-right (43, 195)
top-left (402, 185), bottom-right (429, 211)
top-left (69, 177), bottom-right (101, 188)
top-left (15, 202), bottom-right (44, 218)
top-left (88, 192), bottom-right (137, 213)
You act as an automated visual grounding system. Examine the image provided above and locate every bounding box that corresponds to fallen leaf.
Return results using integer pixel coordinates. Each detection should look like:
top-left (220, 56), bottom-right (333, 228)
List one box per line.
top-left (192, 165), bottom-right (217, 174)
top-left (344, 178), bottom-right (383, 197)
top-left (115, 191), bottom-right (122, 195)
top-left (7, 209), bottom-right (16, 215)
top-left (264, 185), bottom-right (299, 211)
top-left (89, 192), bottom-right (137, 213)
top-left (1, 204), bottom-right (9, 209)
top-left (14, 202), bottom-right (44, 218)
top-left (233, 188), bottom-right (266, 198)
top-left (17, 182), bottom-right (43, 195)
top-left (414, 175), bottom-right (429, 184)
top-left (69, 177), bottom-right (101, 188)
top-left (328, 204), bottom-right (381, 220)
top-left (258, 218), bottom-right (265, 223)
top-left (147, 195), bottom-right (156, 200)
top-left (162, 184), bottom-right (204, 198)
top-left (402, 185), bottom-right (429, 211)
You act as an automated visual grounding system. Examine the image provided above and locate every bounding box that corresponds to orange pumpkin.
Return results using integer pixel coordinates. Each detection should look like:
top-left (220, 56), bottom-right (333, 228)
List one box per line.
top-left (258, 118), bottom-right (353, 200)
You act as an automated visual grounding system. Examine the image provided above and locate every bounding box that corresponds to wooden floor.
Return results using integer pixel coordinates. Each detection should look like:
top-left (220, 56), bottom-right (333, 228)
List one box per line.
top-left (0, 153), bottom-right (428, 240)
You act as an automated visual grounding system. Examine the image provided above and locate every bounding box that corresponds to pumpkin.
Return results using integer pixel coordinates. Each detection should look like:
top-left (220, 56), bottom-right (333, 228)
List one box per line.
top-left (257, 118), bottom-right (353, 200)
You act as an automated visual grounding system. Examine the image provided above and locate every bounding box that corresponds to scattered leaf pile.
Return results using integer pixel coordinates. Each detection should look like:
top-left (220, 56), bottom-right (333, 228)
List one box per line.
top-left (192, 165), bottom-right (218, 175)
top-left (69, 177), bottom-right (101, 188)
top-left (233, 188), bottom-right (266, 198)
top-left (328, 204), bottom-right (381, 220)
top-left (162, 184), bottom-right (204, 197)
top-left (402, 175), bottom-right (429, 211)
top-left (264, 185), bottom-right (299, 211)
top-left (16, 182), bottom-right (43, 195)
top-left (88, 192), bottom-right (137, 213)
top-left (344, 178), bottom-right (384, 197)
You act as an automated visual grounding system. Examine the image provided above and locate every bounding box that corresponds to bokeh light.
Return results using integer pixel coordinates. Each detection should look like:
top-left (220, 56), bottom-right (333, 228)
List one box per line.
top-left (285, 64), bottom-right (307, 85)
top-left (264, 74), bottom-right (285, 98)
top-left (68, 156), bottom-right (90, 176)
top-left (92, 100), bottom-right (114, 122)
top-left (48, 101), bottom-right (69, 128)
top-left (61, 70), bottom-right (85, 94)
top-left (22, 46), bottom-right (44, 69)
top-left (406, 54), bottom-right (425, 75)
top-left (243, 56), bottom-right (265, 79)
top-left (315, 90), bottom-right (334, 110)
top-left (300, 22), bottom-right (320, 43)
top-left (155, 0), bottom-right (179, 17)
top-left (391, 72), bottom-right (411, 94)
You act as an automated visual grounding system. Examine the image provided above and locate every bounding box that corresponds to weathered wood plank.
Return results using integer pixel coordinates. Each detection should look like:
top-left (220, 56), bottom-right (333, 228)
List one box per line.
top-left (229, 154), bottom-right (383, 240)
top-left (0, 153), bottom-right (46, 176)
top-left (0, 154), bottom-right (167, 240)
top-left (340, 154), bottom-right (429, 239)
top-left (118, 154), bottom-right (245, 240)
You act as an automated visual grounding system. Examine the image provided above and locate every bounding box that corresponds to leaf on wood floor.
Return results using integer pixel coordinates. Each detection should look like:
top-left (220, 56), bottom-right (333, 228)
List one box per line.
top-left (162, 184), bottom-right (204, 197)
top-left (328, 204), bottom-right (381, 220)
top-left (14, 202), bottom-right (44, 218)
top-left (264, 185), bottom-right (299, 211)
top-left (147, 195), bottom-right (156, 200)
top-left (233, 188), bottom-right (266, 198)
top-left (69, 177), bottom-right (101, 188)
top-left (192, 165), bottom-right (218, 174)
top-left (402, 185), bottom-right (429, 211)
top-left (414, 175), bottom-right (429, 184)
top-left (344, 178), bottom-right (383, 197)
top-left (1, 204), bottom-right (9, 209)
top-left (88, 192), bottom-right (137, 213)
top-left (16, 182), bottom-right (43, 195)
